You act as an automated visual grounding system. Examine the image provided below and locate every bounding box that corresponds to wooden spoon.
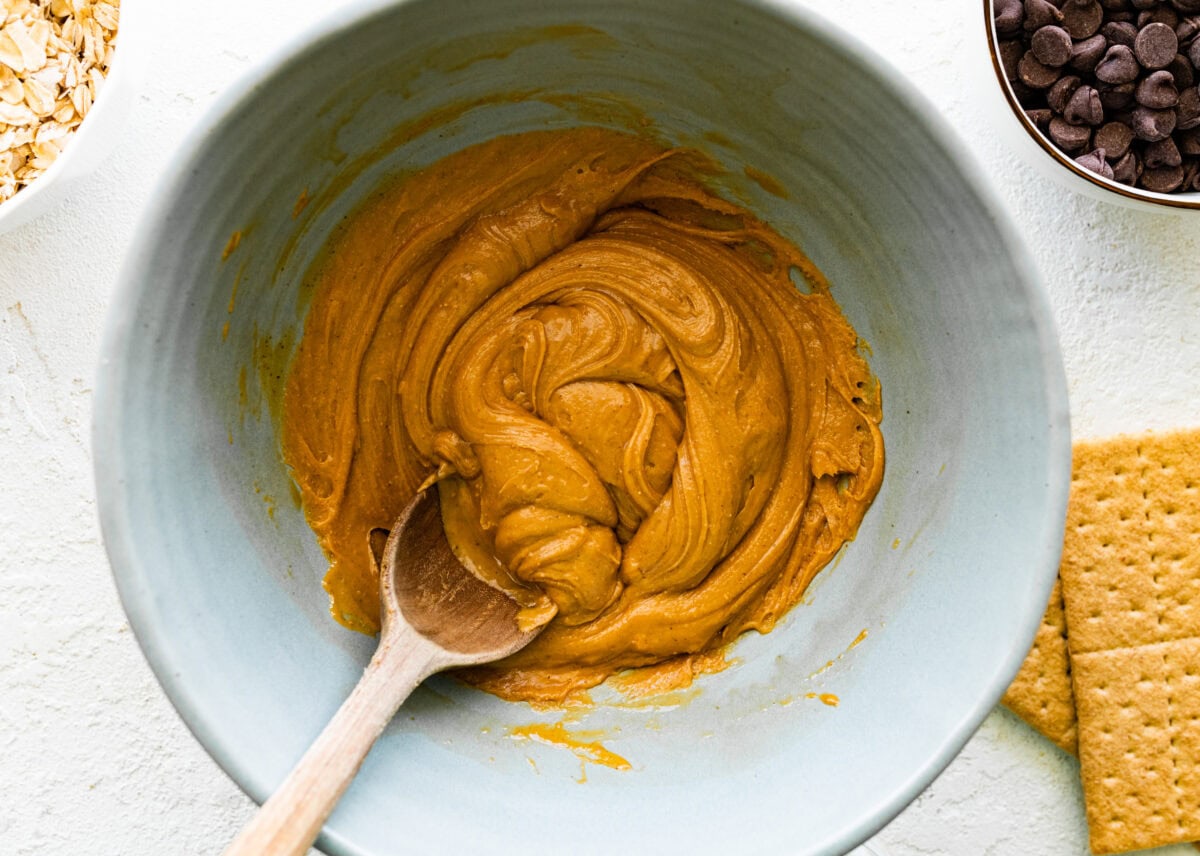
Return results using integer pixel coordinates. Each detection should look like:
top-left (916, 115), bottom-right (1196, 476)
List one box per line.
top-left (224, 487), bottom-right (546, 856)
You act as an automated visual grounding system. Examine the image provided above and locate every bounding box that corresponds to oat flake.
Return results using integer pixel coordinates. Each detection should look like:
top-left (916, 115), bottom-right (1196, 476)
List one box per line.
top-left (0, 0), bottom-right (118, 204)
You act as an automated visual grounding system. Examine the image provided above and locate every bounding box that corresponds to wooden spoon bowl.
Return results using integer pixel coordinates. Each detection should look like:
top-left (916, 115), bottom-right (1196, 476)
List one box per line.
top-left (224, 488), bottom-right (545, 856)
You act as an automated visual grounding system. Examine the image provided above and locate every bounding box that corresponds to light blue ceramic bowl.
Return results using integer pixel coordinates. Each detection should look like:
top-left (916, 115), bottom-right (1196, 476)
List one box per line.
top-left (94, 1), bottom-right (1071, 854)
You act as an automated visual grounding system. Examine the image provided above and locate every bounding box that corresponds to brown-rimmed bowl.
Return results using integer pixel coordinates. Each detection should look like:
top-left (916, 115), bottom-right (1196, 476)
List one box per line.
top-left (982, 0), bottom-right (1200, 213)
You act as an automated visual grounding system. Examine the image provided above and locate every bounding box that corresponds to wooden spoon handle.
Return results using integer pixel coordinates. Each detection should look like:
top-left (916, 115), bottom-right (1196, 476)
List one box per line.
top-left (224, 628), bottom-right (446, 856)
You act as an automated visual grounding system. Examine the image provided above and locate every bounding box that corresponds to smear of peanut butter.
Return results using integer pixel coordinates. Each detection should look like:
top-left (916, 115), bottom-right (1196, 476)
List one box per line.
top-left (507, 721), bottom-right (631, 779)
top-left (282, 127), bottom-right (884, 704)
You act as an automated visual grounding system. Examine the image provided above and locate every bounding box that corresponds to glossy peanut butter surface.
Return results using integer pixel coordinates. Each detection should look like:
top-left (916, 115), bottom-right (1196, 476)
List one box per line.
top-left (282, 127), bottom-right (884, 703)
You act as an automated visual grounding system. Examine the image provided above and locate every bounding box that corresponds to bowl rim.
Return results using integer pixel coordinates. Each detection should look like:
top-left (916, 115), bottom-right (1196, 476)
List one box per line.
top-left (94, 0), bottom-right (1072, 853)
top-left (982, 0), bottom-right (1200, 210)
top-left (0, 0), bottom-right (144, 230)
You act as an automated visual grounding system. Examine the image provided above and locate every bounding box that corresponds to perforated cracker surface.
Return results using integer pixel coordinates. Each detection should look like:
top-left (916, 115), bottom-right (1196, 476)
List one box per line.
top-left (1060, 431), bottom-right (1200, 654)
top-left (1002, 577), bottom-right (1078, 754)
top-left (1073, 638), bottom-right (1200, 853)
top-left (1059, 429), bottom-right (1200, 854)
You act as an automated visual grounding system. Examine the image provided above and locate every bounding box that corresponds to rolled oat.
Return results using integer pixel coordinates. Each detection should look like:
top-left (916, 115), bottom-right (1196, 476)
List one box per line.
top-left (0, 0), bottom-right (119, 204)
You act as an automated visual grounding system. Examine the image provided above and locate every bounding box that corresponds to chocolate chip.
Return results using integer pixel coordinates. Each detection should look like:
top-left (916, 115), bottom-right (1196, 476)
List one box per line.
top-left (1000, 39), bottom-right (1025, 81)
top-left (1025, 0), bottom-right (1066, 30)
top-left (1099, 80), bottom-right (1138, 108)
top-left (1049, 74), bottom-right (1084, 110)
top-left (1167, 53), bottom-right (1196, 88)
top-left (1135, 22), bottom-right (1180, 68)
top-left (1112, 150), bottom-right (1142, 183)
top-left (1033, 25), bottom-right (1076, 65)
top-left (1066, 84), bottom-right (1107, 123)
top-left (1171, 0), bottom-right (1200, 14)
top-left (1132, 104), bottom-right (1179, 139)
top-left (1099, 0), bottom-right (1129, 8)
top-left (1179, 126), bottom-right (1200, 153)
top-left (995, 0), bottom-right (1027, 36)
top-left (1109, 11), bottom-right (1138, 23)
top-left (1176, 16), bottom-right (1200, 44)
top-left (1013, 79), bottom-right (1045, 107)
top-left (1020, 49), bottom-right (1066, 87)
top-left (1135, 69), bottom-right (1181, 106)
top-left (1050, 114), bottom-right (1095, 149)
top-left (1185, 16), bottom-right (1200, 43)
top-left (1177, 85), bottom-right (1200, 128)
top-left (1140, 163), bottom-right (1186, 189)
top-left (1189, 34), bottom-right (1200, 66)
top-left (1072, 33), bottom-right (1111, 71)
top-left (1145, 135), bottom-right (1184, 166)
top-left (1139, 6), bottom-right (1180, 28)
top-left (1184, 159), bottom-right (1200, 189)
top-left (1064, 0), bottom-right (1106, 37)
top-left (1096, 43), bottom-right (1142, 81)
top-left (1095, 120), bottom-right (1136, 156)
top-left (1026, 107), bottom-right (1056, 130)
top-left (1103, 20), bottom-right (1139, 46)
top-left (1131, 0), bottom-right (1159, 10)
top-left (1076, 146), bottom-right (1117, 176)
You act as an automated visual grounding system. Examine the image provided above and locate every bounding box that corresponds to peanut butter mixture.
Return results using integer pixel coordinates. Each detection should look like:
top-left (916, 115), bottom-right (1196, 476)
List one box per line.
top-left (282, 127), bottom-right (884, 704)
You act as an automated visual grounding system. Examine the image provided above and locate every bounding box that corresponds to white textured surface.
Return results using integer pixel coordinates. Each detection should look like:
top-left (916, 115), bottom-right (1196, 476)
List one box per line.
top-left (0, 2), bottom-right (1196, 855)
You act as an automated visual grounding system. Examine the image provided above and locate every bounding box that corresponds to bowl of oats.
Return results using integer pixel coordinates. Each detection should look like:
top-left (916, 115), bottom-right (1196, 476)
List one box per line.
top-left (0, 0), bottom-right (133, 234)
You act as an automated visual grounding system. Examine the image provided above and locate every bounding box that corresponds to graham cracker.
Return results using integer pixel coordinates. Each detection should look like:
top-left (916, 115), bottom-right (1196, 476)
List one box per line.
top-left (1003, 587), bottom-right (1200, 855)
top-left (1002, 576), bottom-right (1078, 755)
top-left (1059, 429), bottom-right (1200, 855)
top-left (1072, 638), bottom-right (1200, 853)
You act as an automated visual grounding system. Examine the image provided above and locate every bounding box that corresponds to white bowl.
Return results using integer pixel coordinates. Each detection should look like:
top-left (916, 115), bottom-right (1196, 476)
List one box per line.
top-left (0, 0), bottom-right (143, 234)
top-left (94, 1), bottom-right (1071, 853)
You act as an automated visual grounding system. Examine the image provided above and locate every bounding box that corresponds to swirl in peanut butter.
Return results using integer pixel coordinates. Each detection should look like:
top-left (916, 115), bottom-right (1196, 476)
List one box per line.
top-left (282, 127), bottom-right (884, 704)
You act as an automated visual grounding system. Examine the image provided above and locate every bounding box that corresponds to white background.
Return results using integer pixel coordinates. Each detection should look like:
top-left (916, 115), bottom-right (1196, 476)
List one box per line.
top-left (2, 1), bottom-right (1198, 854)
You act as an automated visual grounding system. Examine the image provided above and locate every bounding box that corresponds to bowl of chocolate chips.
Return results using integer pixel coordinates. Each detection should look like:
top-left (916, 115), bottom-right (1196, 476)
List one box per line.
top-left (988, 0), bottom-right (1200, 210)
